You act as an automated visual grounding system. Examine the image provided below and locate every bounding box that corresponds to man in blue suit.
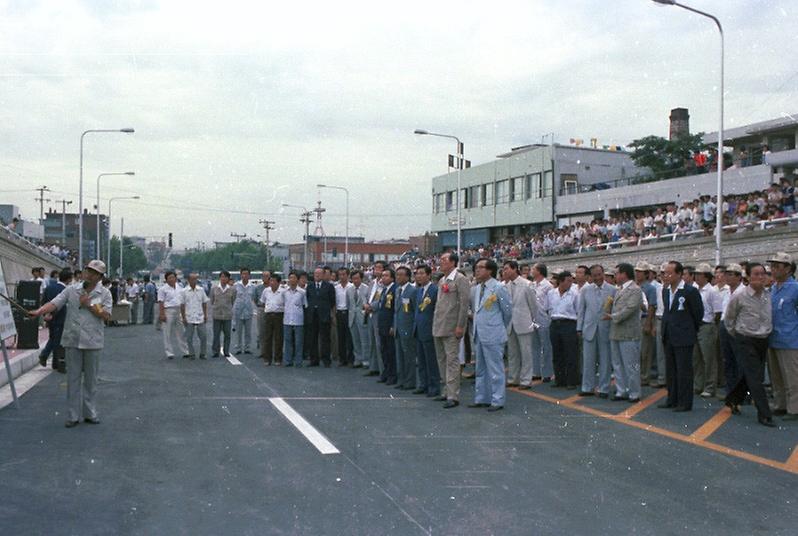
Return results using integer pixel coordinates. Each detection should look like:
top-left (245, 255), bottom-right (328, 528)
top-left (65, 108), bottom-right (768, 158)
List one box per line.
top-left (414, 265), bottom-right (439, 397)
top-left (468, 258), bottom-right (512, 411)
top-left (659, 260), bottom-right (704, 411)
top-left (376, 268), bottom-right (398, 385)
top-left (393, 266), bottom-right (417, 390)
top-left (39, 268), bottom-right (72, 369)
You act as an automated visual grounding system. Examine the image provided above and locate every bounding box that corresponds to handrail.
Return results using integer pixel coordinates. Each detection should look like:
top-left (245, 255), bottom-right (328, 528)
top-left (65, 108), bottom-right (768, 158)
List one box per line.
top-left (0, 224), bottom-right (68, 265)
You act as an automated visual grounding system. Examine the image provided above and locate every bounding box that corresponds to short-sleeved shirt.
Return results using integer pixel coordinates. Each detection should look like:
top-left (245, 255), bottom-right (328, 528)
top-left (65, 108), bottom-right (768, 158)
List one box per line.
top-left (158, 283), bottom-right (183, 308)
top-left (770, 277), bottom-right (798, 349)
top-left (640, 281), bottom-right (657, 318)
top-left (260, 287), bottom-right (285, 313)
top-left (182, 285), bottom-right (209, 324)
top-left (697, 283), bottom-right (723, 324)
top-left (282, 287), bottom-right (307, 326)
top-left (50, 282), bottom-right (113, 350)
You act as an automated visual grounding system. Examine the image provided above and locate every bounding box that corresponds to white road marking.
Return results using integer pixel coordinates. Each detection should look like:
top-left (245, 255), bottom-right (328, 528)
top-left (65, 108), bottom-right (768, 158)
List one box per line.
top-left (0, 366), bottom-right (53, 411)
top-left (269, 397), bottom-right (340, 455)
top-left (226, 356), bottom-right (242, 365)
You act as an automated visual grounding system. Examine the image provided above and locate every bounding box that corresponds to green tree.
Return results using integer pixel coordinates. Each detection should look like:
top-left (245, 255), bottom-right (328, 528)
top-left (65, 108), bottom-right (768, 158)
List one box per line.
top-left (108, 236), bottom-right (148, 278)
top-left (628, 132), bottom-right (705, 180)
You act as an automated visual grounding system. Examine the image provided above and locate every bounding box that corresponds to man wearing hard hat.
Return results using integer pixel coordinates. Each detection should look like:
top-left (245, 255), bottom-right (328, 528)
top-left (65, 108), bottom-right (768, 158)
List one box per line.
top-left (30, 260), bottom-right (113, 428)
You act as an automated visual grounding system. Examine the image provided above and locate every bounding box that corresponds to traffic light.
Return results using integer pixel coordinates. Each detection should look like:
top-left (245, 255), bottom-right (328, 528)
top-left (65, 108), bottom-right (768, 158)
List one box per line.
top-left (168, 232), bottom-right (173, 248)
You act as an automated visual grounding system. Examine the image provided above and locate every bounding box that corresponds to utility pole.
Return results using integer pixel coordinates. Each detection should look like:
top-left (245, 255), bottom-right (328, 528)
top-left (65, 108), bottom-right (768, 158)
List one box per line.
top-left (230, 232), bottom-right (247, 243)
top-left (119, 217), bottom-right (124, 277)
top-left (34, 186), bottom-right (51, 224)
top-left (313, 200), bottom-right (327, 265)
top-left (54, 199), bottom-right (73, 247)
top-left (258, 219), bottom-right (275, 269)
top-left (299, 210), bottom-right (312, 270)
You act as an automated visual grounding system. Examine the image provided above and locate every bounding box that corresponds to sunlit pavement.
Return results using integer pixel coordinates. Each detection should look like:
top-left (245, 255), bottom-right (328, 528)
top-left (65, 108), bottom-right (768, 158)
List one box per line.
top-left (1, 324), bottom-right (796, 535)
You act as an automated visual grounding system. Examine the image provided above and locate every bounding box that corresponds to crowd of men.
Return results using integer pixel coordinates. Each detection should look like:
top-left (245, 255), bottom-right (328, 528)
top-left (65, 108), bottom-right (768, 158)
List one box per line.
top-left (108, 251), bottom-right (797, 424)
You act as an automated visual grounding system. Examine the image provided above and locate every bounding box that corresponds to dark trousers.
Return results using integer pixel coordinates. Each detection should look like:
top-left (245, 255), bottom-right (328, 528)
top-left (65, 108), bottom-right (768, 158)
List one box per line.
top-left (416, 337), bottom-right (439, 395)
top-left (665, 342), bottom-right (694, 409)
top-left (718, 323), bottom-right (740, 391)
top-left (262, 312), bottom-right (284, 363)
top-left (212, 319), bottom-right (232, 356)
top-left (142, 300), bottom-right (155, 324)
top-left (40, 321), bottom-right (64, 359)
top-left (336, 310), bottom-right (353, 364)
top-left (379, 333), bottom-right (397, 383)
top-left (726, 335), bottom-right (772, 419)
top-left (308, 312), bottom-right (331, 365)
top-left (550, 319), bottom-right (579, 387)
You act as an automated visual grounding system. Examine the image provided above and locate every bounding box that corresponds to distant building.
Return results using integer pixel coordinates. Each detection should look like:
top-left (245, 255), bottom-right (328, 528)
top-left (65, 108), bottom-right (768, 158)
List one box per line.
top-left (42, 208), bottom-right (108, 260)
top-left (669, 107), bottom-right (690, 140)
top-left (288, 235), bottom-right (409, 268)
top-left (0, 204), bottom-right (43, 242)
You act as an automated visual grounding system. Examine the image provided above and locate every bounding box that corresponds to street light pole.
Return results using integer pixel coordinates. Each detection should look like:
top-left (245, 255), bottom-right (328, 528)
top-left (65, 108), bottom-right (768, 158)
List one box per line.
top-left (414, 129), bottom-right (463, 267)
top-left (282, 203), bottom-right (311, 270)
top-left (107, 195), bottom-right (140, 275)
top-left (56, 199), bottom-right (73, 247)
top-left (259, 219), bottom-right (275, 270)
top-left (79, 127), bottom-right (135, 267)
top-left (317, 184), bottom-right (349, 267)
top-left (97, 171), bottom-right (135, 264)
top-left (652, 0), bottom-right (724, 264)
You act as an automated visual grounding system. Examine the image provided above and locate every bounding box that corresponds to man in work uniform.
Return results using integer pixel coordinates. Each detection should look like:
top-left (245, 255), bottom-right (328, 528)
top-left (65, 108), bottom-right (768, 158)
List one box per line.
top-left (30, 260), bottom-right (113, 428)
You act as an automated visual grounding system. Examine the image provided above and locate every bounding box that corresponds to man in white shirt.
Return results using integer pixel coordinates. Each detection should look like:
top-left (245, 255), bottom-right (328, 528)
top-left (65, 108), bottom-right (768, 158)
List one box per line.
top-left (719, 263), bottom-right (746, 396)
top-left (530, 263), bottom-right (554, 382)
top-left (282, 271), bottom-right (308, 367)
top-left (547, 270), bottom-right (580, 388)
top-left (651, 264), bottom-right (666, 388)
top-left (693, 263), bottom-right (723, 397)
top-left (364, 261), bottom-right (386, 377)
top-left (260, 274), bottom-right (285, 365)
top-left (334, 268), bottom-right (353, 366)
top-left (125, 277), bottom-right (140, 324)
top-left (158, 271), bottom-right (189, 359)
top-left (181, 273), bottom-right (209, 359)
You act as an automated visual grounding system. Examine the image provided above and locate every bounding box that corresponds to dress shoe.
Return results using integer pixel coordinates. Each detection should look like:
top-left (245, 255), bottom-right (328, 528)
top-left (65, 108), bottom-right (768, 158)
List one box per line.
top-left (725, 400), bottom-right (741, 415)
top-left (353, 363), bottom-right (363, 369)
top-left (433, 395), bottom-right (447, 401)
top-left (199, 355), bottom-right (207, 360)
top-left (673, 407), bottom-right (691, 412)
top-left (65, 421), bottom-right (78, 428)
top-left (627, 398), bottom-right (640, 403)
top-left (487, 405), bottom-right (504, 412)
top-left (597, 393), bottom-right (608, 399)
top-left (84, 417), bottom-right (100, 424)
top-left (517, 385), bottom-right (532, 390)
top-left (183, 354), bottom-right (192, 359)
top-left (758, 416), bottom-right (776, 427)
top-left (542, 377), bottom-right (552, 383)
top-left (412, 389), bottom-right (426, 395)
top-left (578, 391), bottom-right (595, 397)
top-left (532, 376), bottom-right (542, 381)
top-left (467, 403), bottom-right (490, 408)
top-left (443, 400), bottom-right (460, 409)
top-left (244, 350), bottom-right (252, 354)
top-left (506, 382), bottom-right (520, 388)
top-left (610, 394), bottom-right (628, 402)
top-left (657, 402), bottom-right (675, 409)
top-left (773, 409), bottom-right (787, 416)
top-left (39, 354), bottom-right (47, 367)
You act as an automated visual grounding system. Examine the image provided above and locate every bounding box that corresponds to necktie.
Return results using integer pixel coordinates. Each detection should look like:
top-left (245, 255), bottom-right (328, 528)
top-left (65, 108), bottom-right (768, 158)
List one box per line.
top-left (317, 283), bottom-right (321, 290)
top-left (479, 283), bottom-right (486, 303)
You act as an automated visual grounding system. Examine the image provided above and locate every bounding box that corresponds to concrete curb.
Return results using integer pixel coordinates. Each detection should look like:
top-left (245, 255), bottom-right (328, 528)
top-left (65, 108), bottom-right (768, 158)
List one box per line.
top-left (0, 346), bottom-right (42, 389)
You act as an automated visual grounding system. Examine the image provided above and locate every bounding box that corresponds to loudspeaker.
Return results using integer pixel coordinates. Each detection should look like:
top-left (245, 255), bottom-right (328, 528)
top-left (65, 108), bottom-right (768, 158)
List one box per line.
top-left (16, 280), bottom-right (41, 309)
top-left (13, 309), bottom-right (39, 349)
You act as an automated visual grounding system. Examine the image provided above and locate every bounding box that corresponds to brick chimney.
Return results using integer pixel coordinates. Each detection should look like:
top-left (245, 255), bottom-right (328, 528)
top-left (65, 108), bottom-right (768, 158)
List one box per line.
top-left (669, 108), bottom-right (690, 140)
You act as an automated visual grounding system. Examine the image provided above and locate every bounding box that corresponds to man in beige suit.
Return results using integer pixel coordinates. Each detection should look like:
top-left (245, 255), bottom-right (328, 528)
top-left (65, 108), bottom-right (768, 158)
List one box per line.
top-left (605, 262), bottom-right (643, 402)
top-left (503, 260), bottom-right (537, 389)
top-left (432, 252), bottom-right (471, 408)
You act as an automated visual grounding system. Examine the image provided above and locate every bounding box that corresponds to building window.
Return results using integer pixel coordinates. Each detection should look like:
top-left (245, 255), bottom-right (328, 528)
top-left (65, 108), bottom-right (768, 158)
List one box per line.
top-left (561, 173), bottom-right (578, 195)
top-left (481, 183), bottom-right (494, 206)
top-left (433, 193), bottom-right (445, 214)
top-left (495, 179), bottom-right (509, 204)
top-left (467, 185), bottom-right (480, 208)
top-left (543, 170), bottom-right (553, 197)
top-left (445, 191), bottom-right (454, 212)
top-left (526, 173), bottom-right (542, 199)
top-left (511, 176), bottom-right (524, 201)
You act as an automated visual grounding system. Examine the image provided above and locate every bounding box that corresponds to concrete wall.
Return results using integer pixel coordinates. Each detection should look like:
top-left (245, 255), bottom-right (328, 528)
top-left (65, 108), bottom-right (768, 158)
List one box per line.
top-left (0, 226), bottom-right (66, 295)
top-left (527, 225), bottom-right (798, 274)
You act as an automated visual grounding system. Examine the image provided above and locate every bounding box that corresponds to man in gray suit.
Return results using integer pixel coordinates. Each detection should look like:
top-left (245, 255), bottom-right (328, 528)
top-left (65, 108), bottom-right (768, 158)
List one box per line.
top-left (503, 260), bottom-right (538, 389)
top-left (393, 266), bottom-right (417, 389)
top-left (432, 252), bottom-right (471, 408)
top-left (577, 264), bottom-right (616, 397)
top-left (347, 270), bottom-right (372, 368)
top-left (363, 261), bottom-right (386, 377)
top-left (605, 262), bottom-right (643, 402)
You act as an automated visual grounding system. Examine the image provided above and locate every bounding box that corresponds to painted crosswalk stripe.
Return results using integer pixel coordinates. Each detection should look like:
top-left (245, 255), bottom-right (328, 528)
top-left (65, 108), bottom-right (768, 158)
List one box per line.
top-left (269, 397), bottom-right (340, 455)
top-left (226, 356), bottom-right (242, 365)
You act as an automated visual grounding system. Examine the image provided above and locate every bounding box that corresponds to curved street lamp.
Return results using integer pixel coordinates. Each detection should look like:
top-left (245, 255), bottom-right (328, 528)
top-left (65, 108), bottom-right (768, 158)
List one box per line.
top-left (97, 171), bottom-right (135, 264)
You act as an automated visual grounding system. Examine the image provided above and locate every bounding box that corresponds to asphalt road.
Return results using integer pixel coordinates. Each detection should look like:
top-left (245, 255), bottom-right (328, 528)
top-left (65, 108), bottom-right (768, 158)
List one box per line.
top-left (1, 323), bottom-right (796, 535)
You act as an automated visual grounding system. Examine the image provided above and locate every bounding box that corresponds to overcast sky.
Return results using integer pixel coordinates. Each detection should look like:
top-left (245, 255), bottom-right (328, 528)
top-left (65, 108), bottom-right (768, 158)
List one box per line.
top-left (0, 0), bottom-right (795, 249)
